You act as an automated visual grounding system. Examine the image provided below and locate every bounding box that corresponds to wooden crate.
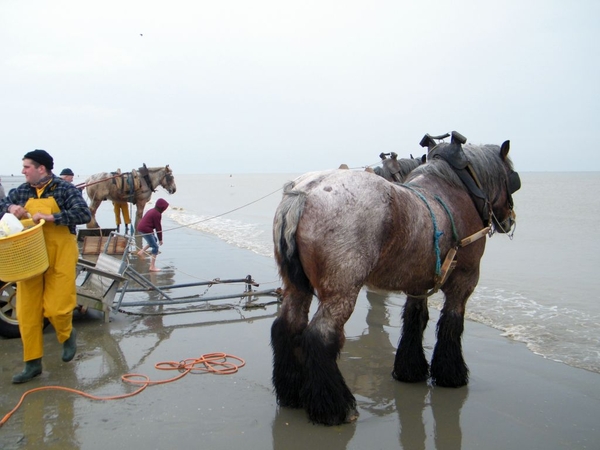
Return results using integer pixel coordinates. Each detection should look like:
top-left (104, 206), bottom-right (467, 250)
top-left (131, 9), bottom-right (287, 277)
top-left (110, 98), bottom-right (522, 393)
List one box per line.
top-left (77, 228), bottom-right (117, 242)
top-left (82, 236), bottom-right (129, 255)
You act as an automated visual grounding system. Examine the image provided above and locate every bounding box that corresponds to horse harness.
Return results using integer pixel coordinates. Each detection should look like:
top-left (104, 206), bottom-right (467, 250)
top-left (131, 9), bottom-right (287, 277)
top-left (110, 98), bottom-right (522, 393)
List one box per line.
top-left (405, 131), bottom-right (520, 298)
top-left (424, 133), bottom-right (492, 227)
top-left (422, 132), bottom-right (521, 228)
top-left (110, 165), bottom-right (156, 201)
top-left (379, 152), bottom-right (404, 182)
top-left (110, 170), bottom-right (139, 201)
top-left (401, 185), bottom-right (490, 299)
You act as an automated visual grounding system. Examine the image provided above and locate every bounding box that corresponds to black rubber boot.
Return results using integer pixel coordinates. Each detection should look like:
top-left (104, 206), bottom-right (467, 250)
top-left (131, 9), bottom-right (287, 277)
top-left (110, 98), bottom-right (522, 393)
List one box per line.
top-left (12, 358), bottom-right (42, 384)
top-left (125, 224), bottom-right (130, 234)
top-left (62, 328), bottom-right (77, 362)
top-left (116, 224), bottom-right (121, 233)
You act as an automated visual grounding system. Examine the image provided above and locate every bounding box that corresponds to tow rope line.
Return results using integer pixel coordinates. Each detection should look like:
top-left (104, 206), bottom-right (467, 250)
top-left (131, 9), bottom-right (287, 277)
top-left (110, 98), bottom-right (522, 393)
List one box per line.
top-left (0, 352), bottom-right (245, 428)
top-left (161, 185), bottom-right (284, 233)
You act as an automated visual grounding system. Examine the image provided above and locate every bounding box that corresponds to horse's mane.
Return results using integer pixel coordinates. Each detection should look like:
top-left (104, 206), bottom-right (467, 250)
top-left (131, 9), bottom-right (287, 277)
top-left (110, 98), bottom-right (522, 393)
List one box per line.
top-left (406, 143), bottom-right (513, 201)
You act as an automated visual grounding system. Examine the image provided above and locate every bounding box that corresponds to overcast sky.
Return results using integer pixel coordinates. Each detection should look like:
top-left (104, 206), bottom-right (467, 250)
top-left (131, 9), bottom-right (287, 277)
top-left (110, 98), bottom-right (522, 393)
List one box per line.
top-left (1, 1), bottom-right (598, 175)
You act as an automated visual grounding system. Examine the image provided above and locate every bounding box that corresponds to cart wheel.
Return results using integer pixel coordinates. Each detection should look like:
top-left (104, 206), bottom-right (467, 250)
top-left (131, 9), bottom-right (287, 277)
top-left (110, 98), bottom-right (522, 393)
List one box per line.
top-left (0, 281), bottom-right (51, 339)
top-left (0, 281), bottom-right (20, 339)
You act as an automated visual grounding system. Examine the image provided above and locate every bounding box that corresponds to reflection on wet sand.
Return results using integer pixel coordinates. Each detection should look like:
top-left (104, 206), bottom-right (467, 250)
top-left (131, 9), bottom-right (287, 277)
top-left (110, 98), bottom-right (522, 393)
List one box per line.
top-left (12, 366), bottom-right (79, 450)
top-left (0, 282), bottom-right (278, 450)
top-left (271, 406), bottom-right (356, 450)
top-left (341, 290), bottom-right (468, 449)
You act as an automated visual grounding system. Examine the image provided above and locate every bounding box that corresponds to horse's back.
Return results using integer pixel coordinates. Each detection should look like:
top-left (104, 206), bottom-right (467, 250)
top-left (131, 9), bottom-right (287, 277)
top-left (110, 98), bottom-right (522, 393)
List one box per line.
top-left (276, 170), bottom-right (412, 289)
top-left (275, 168), bottom-right (448, 294)
top-left (289, 170), bottom-right (393, 225)
top-left (85, 171), bottom-right (112, 199)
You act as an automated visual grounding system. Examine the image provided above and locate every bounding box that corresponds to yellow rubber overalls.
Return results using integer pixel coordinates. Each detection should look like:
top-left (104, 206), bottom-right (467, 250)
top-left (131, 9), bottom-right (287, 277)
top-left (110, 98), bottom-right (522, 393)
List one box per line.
top-left (17, 194), bottom-right (78, 361)
top-left (113, 201), bottom-right (130, 226)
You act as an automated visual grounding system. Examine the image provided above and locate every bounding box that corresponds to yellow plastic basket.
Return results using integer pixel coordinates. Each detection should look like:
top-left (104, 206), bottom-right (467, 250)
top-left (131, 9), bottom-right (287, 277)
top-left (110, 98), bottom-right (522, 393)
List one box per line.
top-left (0, 219), bottom-right (48, 282)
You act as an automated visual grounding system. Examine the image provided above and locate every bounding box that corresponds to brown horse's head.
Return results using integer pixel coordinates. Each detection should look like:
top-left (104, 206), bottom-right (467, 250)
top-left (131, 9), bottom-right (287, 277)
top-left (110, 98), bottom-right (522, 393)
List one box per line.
top-left (487, 140), bottom-right (520, 235)
top-left (159, 165), bottom-right (177, 194)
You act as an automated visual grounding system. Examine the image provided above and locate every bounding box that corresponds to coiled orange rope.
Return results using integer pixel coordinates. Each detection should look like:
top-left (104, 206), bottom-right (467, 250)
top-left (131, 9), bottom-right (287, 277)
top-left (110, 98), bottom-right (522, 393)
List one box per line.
top-left (0, 352), bottom-right (245, 428)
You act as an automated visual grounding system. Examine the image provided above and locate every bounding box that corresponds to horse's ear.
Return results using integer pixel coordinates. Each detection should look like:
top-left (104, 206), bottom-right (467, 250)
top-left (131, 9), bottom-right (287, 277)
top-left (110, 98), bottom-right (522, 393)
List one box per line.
top-left (421, 154), bottom-right (426, 164)
top-left (500, 140), bottom-right (510, 161)
top-left (143, 163), bottom-right (147, 169)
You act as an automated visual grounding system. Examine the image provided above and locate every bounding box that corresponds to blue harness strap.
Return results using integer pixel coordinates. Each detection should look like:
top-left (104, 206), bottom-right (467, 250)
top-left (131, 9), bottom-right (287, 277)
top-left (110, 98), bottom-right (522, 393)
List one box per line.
top-left (126, 173), bottom-right (135, 200)
top-left (402, 185), bottom-right (443, 276)
top-left (434, 195), bottom-right (458, 243)
top-left (401, 185), bottom-right (489, 299)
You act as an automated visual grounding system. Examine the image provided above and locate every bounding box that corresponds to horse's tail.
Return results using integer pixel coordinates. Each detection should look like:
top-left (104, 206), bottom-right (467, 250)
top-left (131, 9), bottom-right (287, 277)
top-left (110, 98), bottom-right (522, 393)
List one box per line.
top-left (273, 181), bottom-right (313, 295)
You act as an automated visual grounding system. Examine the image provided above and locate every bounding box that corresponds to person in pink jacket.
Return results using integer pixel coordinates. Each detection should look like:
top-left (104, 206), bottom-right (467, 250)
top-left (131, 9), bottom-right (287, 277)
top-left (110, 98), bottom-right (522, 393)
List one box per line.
top-left (136, 198), bottom-right (169, 272)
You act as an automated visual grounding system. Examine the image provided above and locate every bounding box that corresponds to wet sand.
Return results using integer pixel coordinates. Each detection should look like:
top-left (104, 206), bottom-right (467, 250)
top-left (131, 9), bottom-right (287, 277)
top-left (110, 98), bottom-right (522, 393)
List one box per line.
top-left (1, 224), bottom-right (599, 449)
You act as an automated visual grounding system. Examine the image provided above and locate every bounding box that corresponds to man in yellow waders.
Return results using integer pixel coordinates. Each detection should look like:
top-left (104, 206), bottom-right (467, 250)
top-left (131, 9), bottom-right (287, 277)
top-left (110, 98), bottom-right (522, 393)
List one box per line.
top-left (0, 149), bottom-right (92, 383)
top-left (112, 201), bottom-right (131, 234)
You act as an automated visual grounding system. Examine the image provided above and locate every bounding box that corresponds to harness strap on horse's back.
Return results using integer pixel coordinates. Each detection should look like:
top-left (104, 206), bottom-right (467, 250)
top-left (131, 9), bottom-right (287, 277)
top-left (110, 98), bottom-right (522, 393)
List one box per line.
top-left (429, 141), bottom-right (491, 227)
top-left (405, 191), bottom-right (491, 299)
top-left (402, 185), bottom-right (444, 276)
top-left (110, 171), bottom-right (123, 193)
top-left (138, 165), bottom-right (156, 193)
top-left (110, 170), bottom-right (143, 201)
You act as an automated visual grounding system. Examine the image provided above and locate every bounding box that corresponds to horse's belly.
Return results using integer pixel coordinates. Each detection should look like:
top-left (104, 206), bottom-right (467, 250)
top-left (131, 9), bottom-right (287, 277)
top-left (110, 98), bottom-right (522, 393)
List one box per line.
top-left (365, 257), bottom-right (437, 294)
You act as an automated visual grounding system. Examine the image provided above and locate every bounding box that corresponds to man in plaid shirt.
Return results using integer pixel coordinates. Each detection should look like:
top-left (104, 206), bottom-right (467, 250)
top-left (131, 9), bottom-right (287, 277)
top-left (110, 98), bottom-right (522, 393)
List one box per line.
top-left (0, 149), bottom-right (91, 383)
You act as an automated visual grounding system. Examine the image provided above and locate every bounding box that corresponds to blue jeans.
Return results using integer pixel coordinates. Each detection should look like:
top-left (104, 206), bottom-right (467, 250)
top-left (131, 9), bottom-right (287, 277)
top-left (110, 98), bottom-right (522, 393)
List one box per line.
top-left (142, 234), bottom-right (159, 255)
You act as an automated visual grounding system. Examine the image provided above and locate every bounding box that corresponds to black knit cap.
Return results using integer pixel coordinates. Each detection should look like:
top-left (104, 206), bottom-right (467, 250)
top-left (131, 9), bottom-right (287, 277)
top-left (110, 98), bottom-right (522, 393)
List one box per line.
top-left (24, 149), bottom-right (54, 171)
top-left (60, 168), bottom-right (74, 176)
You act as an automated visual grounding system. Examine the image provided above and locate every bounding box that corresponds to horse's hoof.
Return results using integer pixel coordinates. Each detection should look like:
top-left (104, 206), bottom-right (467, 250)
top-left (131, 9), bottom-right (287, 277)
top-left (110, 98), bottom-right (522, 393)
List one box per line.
top-left (345, 407), bottom-right (359, 423)
top-left (431, 376), bottom-right (469, 388)
top-left (308, 408), bottom-right (359, 426)
top-left (392, 371), bottom-right (428, 383)
top-left (392, 365), bottom-right (429, 383)
top-left (430, 361), bottom-right (469, 387)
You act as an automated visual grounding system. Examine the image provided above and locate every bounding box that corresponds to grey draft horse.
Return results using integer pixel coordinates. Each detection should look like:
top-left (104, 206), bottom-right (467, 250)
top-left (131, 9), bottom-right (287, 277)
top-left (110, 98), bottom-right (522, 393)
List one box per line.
top-left (271, 132), bottom-right (520, 425)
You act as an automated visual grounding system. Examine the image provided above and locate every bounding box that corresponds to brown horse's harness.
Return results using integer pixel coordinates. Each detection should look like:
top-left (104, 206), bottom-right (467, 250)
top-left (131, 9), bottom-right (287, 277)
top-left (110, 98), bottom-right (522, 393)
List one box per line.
top-left (109, 165), bottom-right (158, 201)
top-left (110, 170), bottom-right (142, 201)
top-left (407, 131), bottom-right (520, 298)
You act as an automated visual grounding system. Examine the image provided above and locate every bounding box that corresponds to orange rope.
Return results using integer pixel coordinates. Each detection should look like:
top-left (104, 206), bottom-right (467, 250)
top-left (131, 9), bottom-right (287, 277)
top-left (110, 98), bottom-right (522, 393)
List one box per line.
top-left (0, 352), bottom-right (245, 428)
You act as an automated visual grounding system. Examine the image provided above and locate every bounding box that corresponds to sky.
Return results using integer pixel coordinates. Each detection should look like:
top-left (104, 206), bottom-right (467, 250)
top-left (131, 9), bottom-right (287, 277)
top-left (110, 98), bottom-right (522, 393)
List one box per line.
top-left (1, 0), bottom-right (599, 175)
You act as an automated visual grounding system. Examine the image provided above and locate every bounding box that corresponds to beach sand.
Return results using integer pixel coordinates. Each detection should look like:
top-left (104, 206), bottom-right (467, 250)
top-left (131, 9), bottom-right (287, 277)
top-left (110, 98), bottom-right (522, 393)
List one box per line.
top-left (1, 223), bottom-right (599, 450)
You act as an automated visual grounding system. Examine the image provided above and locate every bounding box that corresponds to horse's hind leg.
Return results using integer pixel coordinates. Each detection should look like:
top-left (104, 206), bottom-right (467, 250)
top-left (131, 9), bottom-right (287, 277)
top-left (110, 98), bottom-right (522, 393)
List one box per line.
top-left (301, 294), bottom-right (359, 425)
top-left (430, 279), bottom-right (474, 387)
top-left (393, 295), bottom-right (430, 383)
top-left (86, 199), bottom-right (101, 228)
top-left (271, 285), bottom-right (312, 409)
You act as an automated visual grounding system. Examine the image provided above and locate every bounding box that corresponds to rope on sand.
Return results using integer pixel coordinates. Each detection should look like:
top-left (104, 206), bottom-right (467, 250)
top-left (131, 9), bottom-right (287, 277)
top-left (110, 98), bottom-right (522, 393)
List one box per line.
top-left (0, 352), bottom-right (245, 428)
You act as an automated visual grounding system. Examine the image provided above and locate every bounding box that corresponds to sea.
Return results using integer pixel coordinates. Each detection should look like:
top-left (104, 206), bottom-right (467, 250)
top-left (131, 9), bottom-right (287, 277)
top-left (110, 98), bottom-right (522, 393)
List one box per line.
top-left (2, 171), bottom-right (599, 374)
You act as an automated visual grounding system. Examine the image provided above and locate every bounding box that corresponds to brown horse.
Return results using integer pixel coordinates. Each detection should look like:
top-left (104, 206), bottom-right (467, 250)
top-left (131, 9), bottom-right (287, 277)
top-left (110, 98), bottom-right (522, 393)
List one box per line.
top-left (271, 133), bottom-right (520, 425)
top-left (84, 164), bottom-right (176, 228)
